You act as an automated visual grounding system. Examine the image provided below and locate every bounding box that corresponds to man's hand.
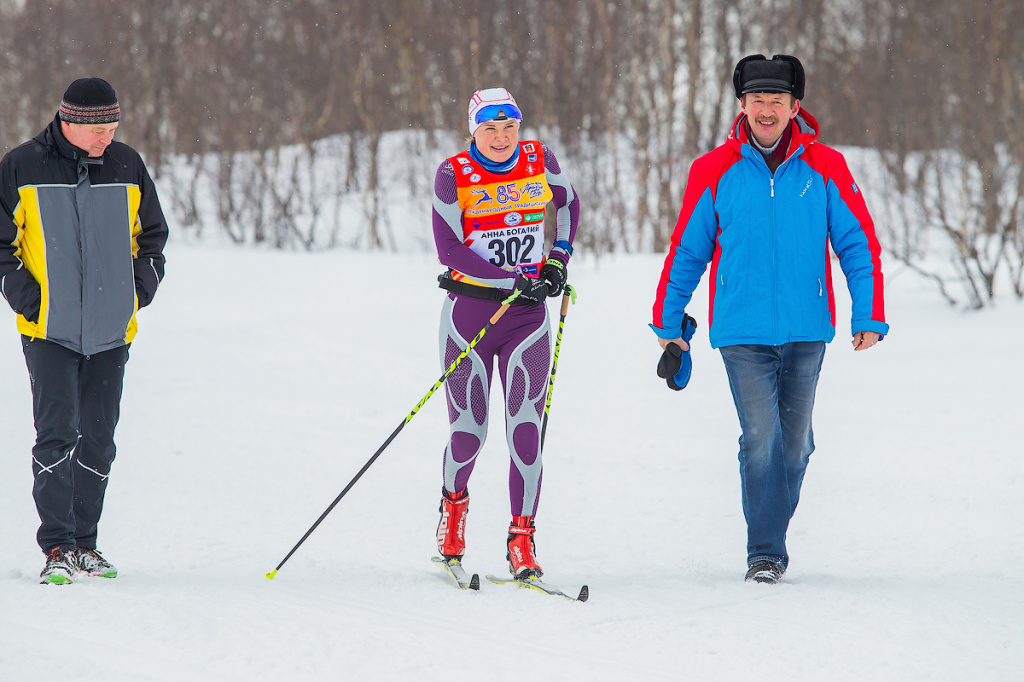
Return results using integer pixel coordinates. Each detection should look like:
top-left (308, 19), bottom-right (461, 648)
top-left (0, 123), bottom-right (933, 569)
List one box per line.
top-left (852, 331), bottom-right (881, 351)
top-left (656, 315), bottom-right (698, 391)
top-left (658, 336), bottom-right (689, 352)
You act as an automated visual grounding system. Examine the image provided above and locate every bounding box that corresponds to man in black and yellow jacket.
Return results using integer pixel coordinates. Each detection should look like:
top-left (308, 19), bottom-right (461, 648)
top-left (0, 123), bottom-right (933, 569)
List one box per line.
top-left (0, 78), bottom-right (168, 585)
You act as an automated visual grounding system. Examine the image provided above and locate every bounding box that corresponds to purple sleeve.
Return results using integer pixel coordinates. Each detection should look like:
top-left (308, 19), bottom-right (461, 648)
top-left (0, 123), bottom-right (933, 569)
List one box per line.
top-left (542, 145), bottom-right (579, 264)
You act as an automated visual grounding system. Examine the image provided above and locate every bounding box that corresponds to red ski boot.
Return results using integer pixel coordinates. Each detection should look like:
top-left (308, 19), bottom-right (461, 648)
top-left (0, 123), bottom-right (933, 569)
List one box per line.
top-left (436, 488), bottom-right (469, 559)
top-left (507, 516), bottom-right (543, 579)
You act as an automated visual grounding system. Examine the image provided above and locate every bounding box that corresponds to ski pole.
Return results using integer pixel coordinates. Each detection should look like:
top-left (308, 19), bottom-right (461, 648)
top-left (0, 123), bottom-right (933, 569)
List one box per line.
top-left (266, 288), bottom-right (522, 579)
top-left (541, 284), bottom-right (576, 448)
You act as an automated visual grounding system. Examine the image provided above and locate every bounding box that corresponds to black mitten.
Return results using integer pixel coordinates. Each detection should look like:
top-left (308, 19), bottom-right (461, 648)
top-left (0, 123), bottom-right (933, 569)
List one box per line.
top-left (656, 315), bottom-right (697, 390)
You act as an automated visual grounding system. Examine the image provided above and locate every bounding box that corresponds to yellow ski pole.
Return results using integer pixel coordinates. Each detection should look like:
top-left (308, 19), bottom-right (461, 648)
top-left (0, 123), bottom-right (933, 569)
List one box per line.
top-left (541, 284), bottom-right (576, 448)
top-left (266, 289), bottom-right (522, 579)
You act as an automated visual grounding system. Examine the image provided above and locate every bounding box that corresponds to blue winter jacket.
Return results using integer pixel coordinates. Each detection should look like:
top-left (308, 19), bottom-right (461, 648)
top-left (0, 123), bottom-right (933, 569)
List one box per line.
top-left (652, 108), bottom-right (889, 348)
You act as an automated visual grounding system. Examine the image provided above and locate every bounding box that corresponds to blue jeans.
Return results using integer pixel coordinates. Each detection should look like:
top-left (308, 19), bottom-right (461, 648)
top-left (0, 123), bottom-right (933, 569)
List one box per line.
top-left (720, 342), bottom-right (826, 570)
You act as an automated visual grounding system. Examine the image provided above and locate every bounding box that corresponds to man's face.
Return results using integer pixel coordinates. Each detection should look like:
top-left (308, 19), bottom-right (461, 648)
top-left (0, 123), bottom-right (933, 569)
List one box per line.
top-left (61, 121), bottom-right (118, 158)
top-left (741, 93), bottom-right (799, 148)
top-left (473, 119), bottom-right (520, 164)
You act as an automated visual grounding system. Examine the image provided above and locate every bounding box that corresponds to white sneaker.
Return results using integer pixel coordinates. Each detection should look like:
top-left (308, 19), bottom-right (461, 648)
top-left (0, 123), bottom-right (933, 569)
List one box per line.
top-left (40, 547), bottom-right (76, 585)
top-left (76, 548), bottom-right (118, 578)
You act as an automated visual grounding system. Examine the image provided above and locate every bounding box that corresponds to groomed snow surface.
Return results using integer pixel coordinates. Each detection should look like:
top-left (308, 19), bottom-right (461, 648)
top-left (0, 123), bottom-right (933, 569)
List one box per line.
top-left (1, 246), bottom-right (1020, 681)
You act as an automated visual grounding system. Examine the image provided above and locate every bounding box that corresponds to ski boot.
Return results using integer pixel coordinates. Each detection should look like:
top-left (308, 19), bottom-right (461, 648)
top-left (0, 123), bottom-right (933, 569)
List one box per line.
top-left (436, 487), bottom-right (469, 560)
top-left (507, 516), bottom-right (543, 579)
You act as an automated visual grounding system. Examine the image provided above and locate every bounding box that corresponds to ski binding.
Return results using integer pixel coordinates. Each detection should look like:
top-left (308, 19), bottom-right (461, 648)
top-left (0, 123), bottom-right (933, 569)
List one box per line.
top-left (431, 556), bottom-right (480, 591)
top-left (485, 574), bottom-right (589, 602)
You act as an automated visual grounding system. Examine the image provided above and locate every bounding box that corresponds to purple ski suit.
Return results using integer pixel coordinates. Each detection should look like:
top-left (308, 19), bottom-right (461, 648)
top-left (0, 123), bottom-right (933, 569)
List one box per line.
top-left (432, 144), bottom-right (579, 516)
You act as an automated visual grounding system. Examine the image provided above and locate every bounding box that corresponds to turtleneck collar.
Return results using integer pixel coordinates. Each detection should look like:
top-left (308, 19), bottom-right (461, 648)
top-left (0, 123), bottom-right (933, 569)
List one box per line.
top-left (469, 141), bottom-right (519, 174)
top-left (747, 126), bottom-right (783, 156)
top-left (743, 118), bottom-right (793, 174)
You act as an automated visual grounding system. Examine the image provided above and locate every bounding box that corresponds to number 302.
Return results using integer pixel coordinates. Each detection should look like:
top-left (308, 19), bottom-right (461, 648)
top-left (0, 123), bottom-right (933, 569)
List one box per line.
top-left (488, 234), bottom-right (535, 268)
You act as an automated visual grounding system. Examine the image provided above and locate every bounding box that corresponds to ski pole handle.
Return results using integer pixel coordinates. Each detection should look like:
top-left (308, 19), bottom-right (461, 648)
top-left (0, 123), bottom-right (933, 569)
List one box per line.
top-left (559, 288), bottom-right (572, 316)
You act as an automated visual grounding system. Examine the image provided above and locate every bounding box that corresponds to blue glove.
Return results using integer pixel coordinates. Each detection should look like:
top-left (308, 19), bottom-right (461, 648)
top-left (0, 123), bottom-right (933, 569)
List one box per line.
top-left (656, 315), bottom-right (697, 390)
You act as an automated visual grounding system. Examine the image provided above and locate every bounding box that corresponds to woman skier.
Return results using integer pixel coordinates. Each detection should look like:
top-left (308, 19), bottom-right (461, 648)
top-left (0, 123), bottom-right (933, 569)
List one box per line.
top-left (431, 87), bottom-right (579, 578)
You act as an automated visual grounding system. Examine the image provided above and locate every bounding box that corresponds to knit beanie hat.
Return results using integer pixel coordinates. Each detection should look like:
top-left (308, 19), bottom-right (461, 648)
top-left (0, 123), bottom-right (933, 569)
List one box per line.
top-left (467, 88), bottom-right (522, 136)
top-left (58, 78), bottom-right (121, 124)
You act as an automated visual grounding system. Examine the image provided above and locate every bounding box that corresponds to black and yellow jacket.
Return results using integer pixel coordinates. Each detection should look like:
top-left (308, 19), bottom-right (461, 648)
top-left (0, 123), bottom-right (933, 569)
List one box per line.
top-left (0, 115), bottom-right (168, 355)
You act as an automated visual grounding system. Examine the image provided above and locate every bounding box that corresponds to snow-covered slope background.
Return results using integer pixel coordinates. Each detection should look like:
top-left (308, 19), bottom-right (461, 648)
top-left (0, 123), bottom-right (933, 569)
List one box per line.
top-left (1, 244), bottom-right (1020, 680)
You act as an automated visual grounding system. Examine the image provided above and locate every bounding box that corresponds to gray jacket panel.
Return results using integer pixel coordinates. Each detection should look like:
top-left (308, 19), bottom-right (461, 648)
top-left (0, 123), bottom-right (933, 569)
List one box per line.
top-left (36, 184), bottom-right (84, 350)
top-left (37, 179), bottom-right (137, 355)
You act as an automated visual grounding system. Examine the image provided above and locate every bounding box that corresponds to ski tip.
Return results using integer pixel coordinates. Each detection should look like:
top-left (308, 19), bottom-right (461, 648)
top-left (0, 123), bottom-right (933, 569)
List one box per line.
top-left (577, 585), bottom-right (589, 602)
top-left (469, 573), bottom-right (481, 591)
top-left (264, 570), bottom-right (278, 580)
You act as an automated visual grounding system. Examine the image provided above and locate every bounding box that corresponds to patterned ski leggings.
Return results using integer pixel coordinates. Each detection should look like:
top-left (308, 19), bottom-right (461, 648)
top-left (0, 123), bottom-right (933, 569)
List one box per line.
top-left (439, 294), bottom-right (551, 517)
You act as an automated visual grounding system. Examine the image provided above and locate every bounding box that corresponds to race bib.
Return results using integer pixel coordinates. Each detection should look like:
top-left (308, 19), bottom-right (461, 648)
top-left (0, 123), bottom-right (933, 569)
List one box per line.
top-left (466, 219), bottom-right (544, 275)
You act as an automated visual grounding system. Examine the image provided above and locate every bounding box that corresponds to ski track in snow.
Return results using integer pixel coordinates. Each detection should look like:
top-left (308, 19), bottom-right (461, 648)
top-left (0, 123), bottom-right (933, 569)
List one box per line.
top-left (1, 245), bottom-right (1021, 681)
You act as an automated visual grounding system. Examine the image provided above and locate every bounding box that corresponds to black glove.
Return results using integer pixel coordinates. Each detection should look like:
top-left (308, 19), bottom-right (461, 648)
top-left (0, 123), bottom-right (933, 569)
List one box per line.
top-left (511, 275), bottom-right (550, 307)
top-left (656, 315), bottom-right (697, 391)
top-left (540, 260), bottom-right (568, 298)
top-left (656, 343), bottom-right (683, 380)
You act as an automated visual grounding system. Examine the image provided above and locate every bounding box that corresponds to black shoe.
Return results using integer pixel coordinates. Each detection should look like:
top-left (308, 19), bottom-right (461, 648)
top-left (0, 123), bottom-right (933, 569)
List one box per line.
top-left (745, 560), bottom-right (784, 584)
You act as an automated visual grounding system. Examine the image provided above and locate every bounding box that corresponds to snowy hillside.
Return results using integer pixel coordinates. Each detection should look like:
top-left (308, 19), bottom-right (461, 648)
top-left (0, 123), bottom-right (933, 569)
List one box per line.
top-left (0, 245), bottom-right (1020, 681)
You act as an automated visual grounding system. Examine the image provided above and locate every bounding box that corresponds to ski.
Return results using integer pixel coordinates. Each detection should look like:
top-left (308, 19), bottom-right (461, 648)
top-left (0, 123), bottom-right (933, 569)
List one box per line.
top-left (485, 574), bottom-right (589, 602)
top-left (431, 556), bottom-right (480, 591)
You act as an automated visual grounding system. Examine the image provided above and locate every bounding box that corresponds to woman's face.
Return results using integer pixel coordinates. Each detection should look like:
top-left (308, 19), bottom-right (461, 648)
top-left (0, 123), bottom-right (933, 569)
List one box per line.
top-left (474, 119), bottom-right (520, 163)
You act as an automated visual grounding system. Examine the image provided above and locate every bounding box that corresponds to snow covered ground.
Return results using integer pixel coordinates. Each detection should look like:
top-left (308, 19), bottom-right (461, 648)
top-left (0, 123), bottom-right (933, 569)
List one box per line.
top-left (1, 245), bottom-right (1020, 681)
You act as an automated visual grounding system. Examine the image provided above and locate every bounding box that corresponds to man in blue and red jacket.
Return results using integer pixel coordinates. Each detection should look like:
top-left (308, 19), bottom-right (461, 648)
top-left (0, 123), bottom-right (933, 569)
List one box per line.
top-left (651, 55), bottom-right (889, 584)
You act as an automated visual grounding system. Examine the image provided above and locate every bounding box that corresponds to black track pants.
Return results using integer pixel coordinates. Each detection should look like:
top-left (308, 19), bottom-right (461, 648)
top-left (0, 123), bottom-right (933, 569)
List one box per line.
top-left (21, 337), bottom-right (129, 554)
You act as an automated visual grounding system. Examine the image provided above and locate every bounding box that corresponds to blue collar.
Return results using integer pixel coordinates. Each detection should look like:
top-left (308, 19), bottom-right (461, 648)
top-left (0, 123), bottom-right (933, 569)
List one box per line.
top-left (470, 141), bottom-right (519, 174)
